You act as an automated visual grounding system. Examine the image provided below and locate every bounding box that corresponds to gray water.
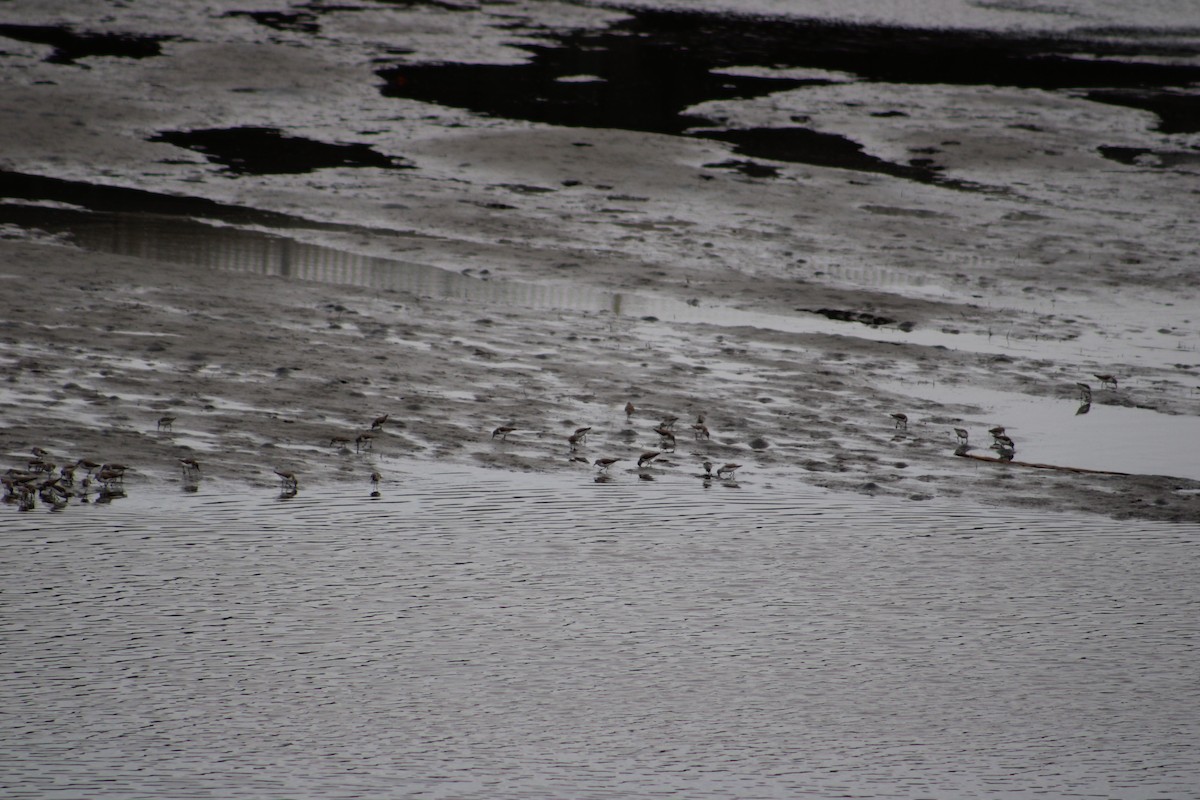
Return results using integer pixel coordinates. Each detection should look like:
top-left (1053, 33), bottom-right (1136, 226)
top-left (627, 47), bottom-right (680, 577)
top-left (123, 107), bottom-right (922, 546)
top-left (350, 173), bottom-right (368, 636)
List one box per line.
top-left (2, 465), bottom-right (1198, 799)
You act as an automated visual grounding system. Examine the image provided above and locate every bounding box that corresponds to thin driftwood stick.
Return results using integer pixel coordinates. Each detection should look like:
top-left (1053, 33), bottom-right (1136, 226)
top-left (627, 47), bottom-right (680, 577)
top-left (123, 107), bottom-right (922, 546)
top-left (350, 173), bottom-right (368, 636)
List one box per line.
top-left (955, 451), bottom-right (1130, 476)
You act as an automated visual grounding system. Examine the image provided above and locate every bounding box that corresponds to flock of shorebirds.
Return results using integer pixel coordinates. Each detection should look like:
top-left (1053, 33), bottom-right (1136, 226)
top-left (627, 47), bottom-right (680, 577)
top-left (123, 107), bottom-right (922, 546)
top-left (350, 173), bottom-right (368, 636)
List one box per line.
top-left (891, 373), bottom-right (1121, 464)
top-left (4, 374), bottom-right (1121, 511)
top-left (491, 401), bottom-right (742, 483)
top-left (2, 450), bottom-right (133, 511)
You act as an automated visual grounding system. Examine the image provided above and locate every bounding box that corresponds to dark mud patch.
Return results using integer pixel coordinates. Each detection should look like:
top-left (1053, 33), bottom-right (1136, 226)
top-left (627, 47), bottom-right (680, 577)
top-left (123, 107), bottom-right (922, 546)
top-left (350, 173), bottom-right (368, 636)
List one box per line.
top-left (0, 171), bottom-right (370, 232)
top-left (149, 127), bottom-right (412, 176)
top-left (376, 7), bottom-right (1200, 182)
top-left (0, 24), bottom-right (168, 64)
top-left (1098, 145), bottom-right (1200, 169)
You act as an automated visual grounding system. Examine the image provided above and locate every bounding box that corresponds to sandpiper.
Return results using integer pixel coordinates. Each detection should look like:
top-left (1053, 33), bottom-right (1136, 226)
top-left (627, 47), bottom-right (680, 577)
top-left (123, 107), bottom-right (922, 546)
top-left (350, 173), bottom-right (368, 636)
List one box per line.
top-left (637, 450), bottom-right (661, 468)
top-left (692, 423), bottom-right (710, 440)
top-left (988, 426), bottom-right (1006, 439)
top-left (275, 469), bottom-right (299, 490)
top-left (573, 426), bottom-right (592, 443)
top-left (370, 471), bottom-right (382, 490)
top-left (371, 413), bottom-right (389, 430)
top-left (157, 415), bottom-right (176, 431)
top-left (660, 416), bottom-right (679, 431)
top-left (702, 460), bottom-right (714, 477)
top-left (717, 463), bottom-right (741, 479)
top-left (1076, 382), bottom-right (1093, 401)
top-left (181, 458), bottom-right (201, 478)
top-left (31, 446), bottom-right (49, 459)
top-left (993, 434), bottom-right (1016, 451)
top-left (492, 425), bottom-right (516, 441)
top-left (1094, 374), bottom-right (1118, 390)
top-left (954, 427), bottom-right (969, 445)
top-left (96, 465), bottom-right (125, 488)
top-left (356, 432), bottom-right (374, 452)
top-left (75, 458), bottom-right (101, 475)
top-left (593, 457), bottom-right (621, 472)
top-left (624, 401), bottom-right (635, 419)
top-left (891, 413), bottom-right (908, 430)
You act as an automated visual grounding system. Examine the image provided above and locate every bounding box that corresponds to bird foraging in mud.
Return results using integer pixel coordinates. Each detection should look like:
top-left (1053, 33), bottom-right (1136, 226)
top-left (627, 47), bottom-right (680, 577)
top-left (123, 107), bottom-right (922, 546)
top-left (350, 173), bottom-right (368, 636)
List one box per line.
top-left (954, 427), bottom-right (969, 445)
top-left (157, 416), bottom-right (175, 431)
top-left (891, 413), bottom-right (908, 430)
top-left (637, 450), bottom-right (661, 468)
top-left (717, 463), bottom-right (741, 479)
top-left (371, 413), bottom-right (389, 430)
top-left (492, 425), bottom-right (516, 441)
top-left (1094, 374), bottom-right (1118, 390)
top-left (593, 457), bottom-right (621, 473)
top-left (275, 469), bottom-right (298, 491)
top-left (624, 401), bottom-right (635, 419)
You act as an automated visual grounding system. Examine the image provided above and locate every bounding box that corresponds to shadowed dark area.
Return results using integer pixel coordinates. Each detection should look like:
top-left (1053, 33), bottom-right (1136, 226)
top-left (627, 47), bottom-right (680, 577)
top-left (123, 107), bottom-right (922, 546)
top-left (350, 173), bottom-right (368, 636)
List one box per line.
top-left (149, 126), bottom-right (413, 175)
top-left (377, 7), bottom-right (1200, 180)
top-left (0, 23), bottom-right (167, 64)
top-left (0, 171), bottom-right (354, 230)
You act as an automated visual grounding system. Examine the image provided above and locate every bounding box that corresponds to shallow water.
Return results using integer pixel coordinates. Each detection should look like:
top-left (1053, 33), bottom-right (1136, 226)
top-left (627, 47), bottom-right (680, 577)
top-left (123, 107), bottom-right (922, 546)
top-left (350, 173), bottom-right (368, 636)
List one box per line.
top-left (3, 465), bottom-right (1197, 799)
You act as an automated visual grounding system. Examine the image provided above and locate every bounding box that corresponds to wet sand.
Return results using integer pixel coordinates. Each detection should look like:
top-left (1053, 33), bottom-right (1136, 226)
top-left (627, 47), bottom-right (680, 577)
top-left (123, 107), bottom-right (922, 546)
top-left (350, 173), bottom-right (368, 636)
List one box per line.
top-left (1, 1), bottom-right (1199, 522)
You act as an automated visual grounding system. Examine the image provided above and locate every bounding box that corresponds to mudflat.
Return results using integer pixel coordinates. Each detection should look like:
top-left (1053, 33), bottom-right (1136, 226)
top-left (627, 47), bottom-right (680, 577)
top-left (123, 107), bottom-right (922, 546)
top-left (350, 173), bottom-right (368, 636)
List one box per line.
top-left (1, 1), bottom-right (1198, 521)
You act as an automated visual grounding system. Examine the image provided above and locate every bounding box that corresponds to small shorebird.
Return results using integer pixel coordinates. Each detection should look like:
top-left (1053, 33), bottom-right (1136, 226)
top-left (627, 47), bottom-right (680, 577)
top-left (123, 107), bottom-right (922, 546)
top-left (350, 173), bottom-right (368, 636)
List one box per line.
top-left (356, 432), bottom-right (374, 452)
top-left (696, 412), bottom-right (706, 425)
top-left (637, 450), bottom-right (661, 468)
top-left (624, 401), bottom-right (635, 419)
top-left (180, 458), bottom-right (201, 478)
top-left (75, 458), bottom-right (100, 475)
top-left (716, 463), bottom-right (741, 479)
top-left (692, 423), bottom-right (710, 440)
top-left (96, 465), bottom-right (125, 488)
top-left (567, 428), bottom-right (591, 450)
top-left (891, 413), bottom-right (908, 430)
top-left (660, 416), bottom-right (679, 431)
top-left (994, 434), bottom-right (1016, 451)
top-left (702, 460), bottom-right (714, 477)
top-left (593, 457), bottom-right (621, 473)
top-left (1094, 374), bottom-right (1118, 390)
top-left (370, 471), bottom-right (382, 491)
top-left (157, 416), bottom-right (176, 431)
top-left (275, 469), bottom-right (298, 490)
top-left (371, 413), bottom-right (389, 430)
top-left (954, 427), bottom-right (969, 445)
top-left (988, 426), bottom-right (1006, 439)
top-left (492, 425), bottom-right (516, 441)
top-left (654, 425), bottom-right (677, 451)
top-left (1076, 382), bottom-right (1093, 401)
top-left (990, 442), bottom-right (1016, 461)
top-left (31, 446), bottom-right (49, 459)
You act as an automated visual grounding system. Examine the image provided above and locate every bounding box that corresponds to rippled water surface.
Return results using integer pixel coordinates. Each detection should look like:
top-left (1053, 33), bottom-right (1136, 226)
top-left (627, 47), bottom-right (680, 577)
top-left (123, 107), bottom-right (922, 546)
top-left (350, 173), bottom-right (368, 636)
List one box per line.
top-left (3, 467), bottom-right (1198, 799)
